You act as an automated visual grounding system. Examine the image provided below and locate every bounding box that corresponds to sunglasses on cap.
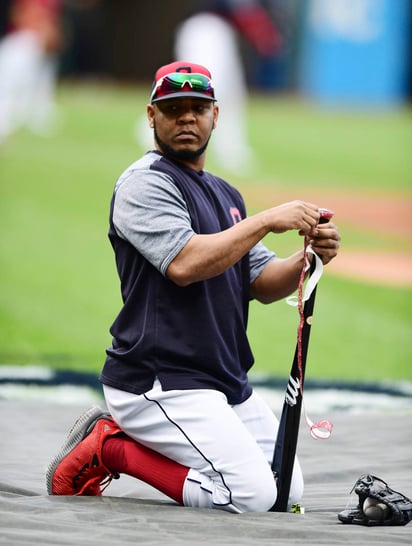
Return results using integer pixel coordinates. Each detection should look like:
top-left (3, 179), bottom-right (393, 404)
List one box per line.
top-left (150, 72), bottom-right (215, 103)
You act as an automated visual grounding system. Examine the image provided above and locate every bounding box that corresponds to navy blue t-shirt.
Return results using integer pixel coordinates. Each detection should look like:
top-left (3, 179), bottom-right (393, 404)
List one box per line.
top-left (100, 152), bottom-right (268, 404)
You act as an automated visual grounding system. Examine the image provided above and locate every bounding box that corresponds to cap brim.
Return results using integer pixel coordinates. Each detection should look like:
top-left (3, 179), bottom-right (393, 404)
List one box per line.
top-left (151, 91), bottom-right (216, 103)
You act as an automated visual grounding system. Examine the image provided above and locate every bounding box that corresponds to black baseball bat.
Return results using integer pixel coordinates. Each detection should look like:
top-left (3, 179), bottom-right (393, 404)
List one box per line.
top-left (270, 209), bottom-right (333, 512)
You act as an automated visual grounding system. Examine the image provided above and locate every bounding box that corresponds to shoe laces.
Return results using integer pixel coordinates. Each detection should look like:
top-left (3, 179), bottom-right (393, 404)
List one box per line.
top-left (76, 470), bottom-right (120, 496)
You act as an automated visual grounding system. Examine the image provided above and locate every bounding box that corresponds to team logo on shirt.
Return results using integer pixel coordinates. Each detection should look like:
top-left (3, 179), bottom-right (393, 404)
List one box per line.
top-left (230, 207), bottom-right (242, 225)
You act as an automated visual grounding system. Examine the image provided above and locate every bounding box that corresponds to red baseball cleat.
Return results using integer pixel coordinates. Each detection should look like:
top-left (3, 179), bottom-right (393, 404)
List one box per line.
top-left (46, 406), bottom-right (123, 496)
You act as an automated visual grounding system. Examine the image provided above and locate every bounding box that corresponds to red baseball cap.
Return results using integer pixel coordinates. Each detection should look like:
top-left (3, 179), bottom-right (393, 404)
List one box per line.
top-left (150, 61), bottom-right (216, 103)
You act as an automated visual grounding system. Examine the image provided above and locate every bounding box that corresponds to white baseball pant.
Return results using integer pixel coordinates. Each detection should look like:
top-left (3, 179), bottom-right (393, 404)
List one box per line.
top-left (103, 379), bottom-right (303, 513)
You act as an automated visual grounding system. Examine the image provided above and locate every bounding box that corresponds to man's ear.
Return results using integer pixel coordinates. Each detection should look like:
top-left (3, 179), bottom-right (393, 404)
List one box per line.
top-left (147, 104), bottom-right (154, 128)
top-left (213, 104), bottom-right (219, 129)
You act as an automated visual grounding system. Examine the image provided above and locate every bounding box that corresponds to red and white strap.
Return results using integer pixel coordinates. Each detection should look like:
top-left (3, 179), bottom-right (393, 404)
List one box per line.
top-left (287, 240), bottom-right (333, 440)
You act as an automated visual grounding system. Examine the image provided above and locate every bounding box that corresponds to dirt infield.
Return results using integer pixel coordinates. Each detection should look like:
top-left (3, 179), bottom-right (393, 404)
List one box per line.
top-left (326, 251), bottom-right (412, 286)
top-left (243, 187), bottom-right (412, 287)
top-left (311, 190), bottom-right (412, 286)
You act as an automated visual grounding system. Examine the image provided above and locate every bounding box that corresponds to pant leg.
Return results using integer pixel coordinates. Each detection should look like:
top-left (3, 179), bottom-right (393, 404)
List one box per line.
top-left (103, 382), bottom-right (276, 513)
top-left (232, 390), bottom-right (304, 508)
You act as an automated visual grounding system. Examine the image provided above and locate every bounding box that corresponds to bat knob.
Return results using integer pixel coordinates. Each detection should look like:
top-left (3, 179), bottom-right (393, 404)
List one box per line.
top-left (318, 208), bottom-right (334, 224)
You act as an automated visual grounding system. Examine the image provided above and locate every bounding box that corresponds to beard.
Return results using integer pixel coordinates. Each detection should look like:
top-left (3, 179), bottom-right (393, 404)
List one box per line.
top-left (153, 125), bottom-right (210, 162)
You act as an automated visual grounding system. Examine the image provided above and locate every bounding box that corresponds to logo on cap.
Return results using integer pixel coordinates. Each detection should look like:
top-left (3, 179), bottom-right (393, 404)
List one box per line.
top-left (150, 61), bottom-right (215, 103)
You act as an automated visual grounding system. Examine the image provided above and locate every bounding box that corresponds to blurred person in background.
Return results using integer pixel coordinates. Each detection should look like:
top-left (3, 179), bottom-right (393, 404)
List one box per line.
top-left (138, 0), bottom-right (283, 175)
top-left (0, 0), bottom-right (64, 144)
top-left (175, 0), bottom-right (283, 174)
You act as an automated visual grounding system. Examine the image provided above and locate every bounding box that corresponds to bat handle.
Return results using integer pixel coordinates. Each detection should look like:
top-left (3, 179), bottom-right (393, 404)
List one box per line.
top-left (318, 208), bottom-right (334, 224)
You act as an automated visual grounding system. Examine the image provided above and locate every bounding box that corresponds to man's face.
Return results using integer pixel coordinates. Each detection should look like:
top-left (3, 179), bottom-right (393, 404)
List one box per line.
top-left (148, 98), bottom-right (218, 164)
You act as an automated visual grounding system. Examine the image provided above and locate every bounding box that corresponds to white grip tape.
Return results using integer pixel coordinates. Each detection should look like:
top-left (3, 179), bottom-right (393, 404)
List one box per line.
top-left (286, 246), bottom-right (323, 307)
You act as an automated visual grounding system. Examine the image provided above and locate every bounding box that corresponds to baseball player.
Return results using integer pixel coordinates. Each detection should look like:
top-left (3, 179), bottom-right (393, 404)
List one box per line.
top-left (47, 60), bottom-right (340, 513)
top-left (0, 0), bottom-right (63, 144)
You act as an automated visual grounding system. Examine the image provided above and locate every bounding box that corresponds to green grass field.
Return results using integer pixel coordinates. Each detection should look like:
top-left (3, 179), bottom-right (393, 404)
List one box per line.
top-left (1, 82), bottom-right (411, 382)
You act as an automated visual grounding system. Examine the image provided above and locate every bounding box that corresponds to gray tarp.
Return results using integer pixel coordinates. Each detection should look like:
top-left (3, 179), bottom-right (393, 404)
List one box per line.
top-left (1, 400), bottom-right (411, 545)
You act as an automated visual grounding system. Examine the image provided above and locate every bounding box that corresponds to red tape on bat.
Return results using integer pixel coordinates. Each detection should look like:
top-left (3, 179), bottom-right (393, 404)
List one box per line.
top-left (296, 209), bottom-right (334, 440)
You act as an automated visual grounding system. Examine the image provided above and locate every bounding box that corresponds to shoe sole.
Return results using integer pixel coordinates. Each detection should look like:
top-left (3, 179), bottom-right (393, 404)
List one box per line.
top-left (46, 406), bottom-right (110, 495)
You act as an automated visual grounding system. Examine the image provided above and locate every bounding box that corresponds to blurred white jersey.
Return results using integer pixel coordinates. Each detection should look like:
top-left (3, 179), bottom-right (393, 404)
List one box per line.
top-left (174, 12), bottom-right (254, 174)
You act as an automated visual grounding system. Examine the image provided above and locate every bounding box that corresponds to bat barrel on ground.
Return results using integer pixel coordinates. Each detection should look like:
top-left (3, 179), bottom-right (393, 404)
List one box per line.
top-left (270, 259), bottom-right (317, 512)
top-left (270, 209), bottom-right (333, 512)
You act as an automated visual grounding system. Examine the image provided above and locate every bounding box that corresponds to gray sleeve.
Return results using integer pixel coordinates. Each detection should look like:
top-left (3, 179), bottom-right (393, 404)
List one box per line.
top-left (249, 241), bottom-right (276, 283)
top-left (112, 169), bottom-right (194, 276)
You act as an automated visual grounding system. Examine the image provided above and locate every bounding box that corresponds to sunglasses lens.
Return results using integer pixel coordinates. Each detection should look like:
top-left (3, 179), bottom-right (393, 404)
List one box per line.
top-left (152, 73), bottom-right (214, 101)
top-left (164, 73), bottom-right (211, 90)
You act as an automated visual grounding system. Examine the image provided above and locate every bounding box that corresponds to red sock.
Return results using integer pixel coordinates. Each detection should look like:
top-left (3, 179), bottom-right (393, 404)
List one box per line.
top-left (102, 436), bottom-right (189, 505)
